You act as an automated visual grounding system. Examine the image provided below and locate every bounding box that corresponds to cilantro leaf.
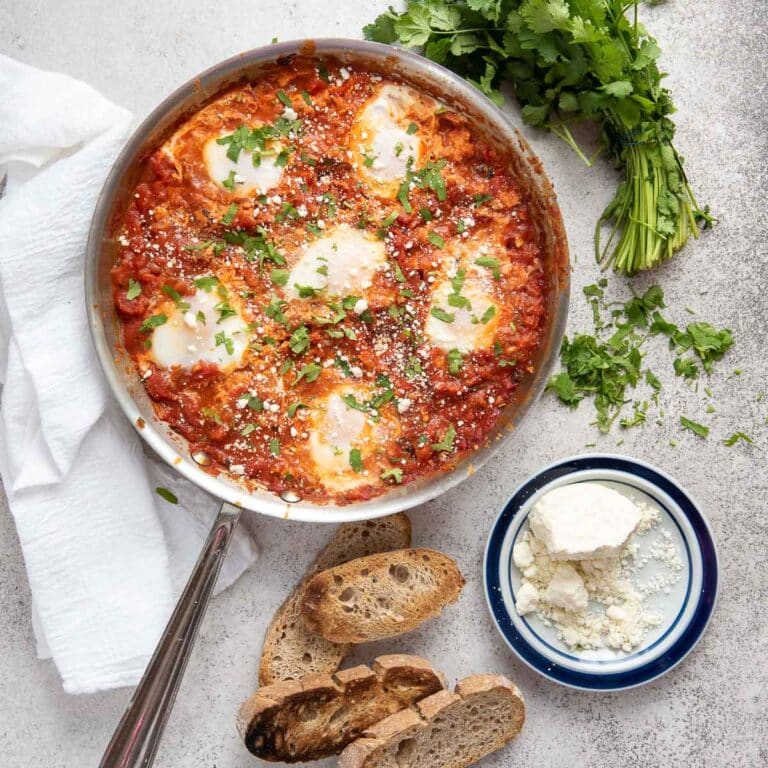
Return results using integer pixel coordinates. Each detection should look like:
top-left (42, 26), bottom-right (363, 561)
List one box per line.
top-left (723, 432), bottom-right (754, 447)
top-left (680, 416), bottom-right (709, 438)
top-left (431, 423), bottom-right (456, 453)
top-left (155, 487), bottom-right (178, 504)
top-left (126, 278), bottom-right (142, 300)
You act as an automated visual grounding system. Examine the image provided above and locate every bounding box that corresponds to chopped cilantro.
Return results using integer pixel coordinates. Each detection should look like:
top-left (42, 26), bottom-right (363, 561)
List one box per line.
top-left (480, 305), bottom-right (496, 324)
top-left (241, 423), bottom-right (256, 436)
top-left (244, 394), bottom-right (263, 412)
top-left (214, 300), bottom-right (236, 323)
top-left (194, 275), bottom-right (219, 292)
top-left (473, 193), bottom-right (492, 207)
top-left (161, 285), bottom-right (190, 310)
top-left (126, 278), bottom-right (142, 300)
top-left (222, 170), bottom-right (237, 191)
top-left (155, 487), bottom-right (177, 504)
top-left (287, 402), bottom-right (308, 417)
top-left (221, 203), bottom-right (238, 225)
top-left (427, 231), bottom-right (445, 249)
top-left (475, 256), bottom-right (501, 280)
top-left (430, 306), bottom-right (454, 323)
top-left (265, 294), bottom-right (288, 326)
top-left (349, 448), bottom-right (364, 473)
top-left (405, 355), bottom-right (423, 379)
top-left (269, 438), bottom-right (280, 456)
top-left (270, 268), bottom-right (289, 286)
top-left (295, 283), bottom-right (321, 299)
top-left (214, 331), bottom-right (234, 355)
top-left (431, 424), bottom-right (456, 453)
top-left (723, 432), bottom-right (754, 446)
top-left (406, 122), bottom-right (418, 135)
top-left (139, 313), bottom-right (167, 333)
top-left (201, 407), bottom-right (222, 425)
top-left (381, 467), bottom-right (404, 484)
top-left (680, 416), bottom-right (709, 438)
top-left (274, 148), bottom-right (291, 167)
top-left (289, 325), bottom-right (311, 354)
top-left (276, 89), bottom-right (292, 107)
top-left (293, 362), bottom-right (322, 385)
top-left (447, 348), bottom-right (463, 375)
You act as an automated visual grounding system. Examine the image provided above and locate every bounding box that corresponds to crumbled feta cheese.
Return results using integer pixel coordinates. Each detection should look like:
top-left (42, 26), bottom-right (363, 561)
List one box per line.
top-left (353, 299), bottom-right (368, 315)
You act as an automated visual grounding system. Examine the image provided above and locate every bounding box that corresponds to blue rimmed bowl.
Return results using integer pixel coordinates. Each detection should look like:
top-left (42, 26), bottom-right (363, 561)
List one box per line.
top-left (484, 454), bottom-right (719, 691)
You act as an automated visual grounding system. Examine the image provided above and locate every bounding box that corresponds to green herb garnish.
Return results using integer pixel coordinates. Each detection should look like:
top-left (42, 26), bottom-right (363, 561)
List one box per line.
top-left (431, 424), bottom-right (456, 453)
top-left (221, 203), bottom-right (238, 225)
top-left (381, 467), bottom-right (404, 484)
top-left (680, 416), bottom-right (709, 438)
top-left (126, 278), bottom-right (142, 300)
top-left (349, 448), bottom-right (364, 473)
top-left (139, 313), bottom-right (167, 333)
top-left (427, 231), bottom-right (445, 249)
top-left (155, 487), bottom-right (177, 504)
top-left (430, 306), bottom-right (454, 323)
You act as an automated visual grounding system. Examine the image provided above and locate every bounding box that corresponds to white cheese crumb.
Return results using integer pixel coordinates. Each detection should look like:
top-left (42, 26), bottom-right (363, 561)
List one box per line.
top-left (353, 298), bottom-right (368, 315)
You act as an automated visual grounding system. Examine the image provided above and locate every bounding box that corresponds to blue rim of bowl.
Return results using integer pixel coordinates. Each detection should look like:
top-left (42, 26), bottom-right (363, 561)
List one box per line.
top-left (483, 454), bottom-right (719, 691)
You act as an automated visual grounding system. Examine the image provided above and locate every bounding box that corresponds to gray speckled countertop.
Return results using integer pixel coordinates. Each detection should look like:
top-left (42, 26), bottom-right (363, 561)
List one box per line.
top-left (0, 1), bottom-right (766, 766)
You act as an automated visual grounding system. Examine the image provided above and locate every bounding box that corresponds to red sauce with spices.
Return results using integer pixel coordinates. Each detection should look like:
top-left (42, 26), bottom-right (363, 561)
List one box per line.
top-left (111, 57), bottom-right (547, 504)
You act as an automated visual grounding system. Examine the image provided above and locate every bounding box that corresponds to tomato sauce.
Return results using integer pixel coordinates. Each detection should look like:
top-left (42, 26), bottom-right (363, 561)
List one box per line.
top-left (111, 56), bottom-right (548, 504)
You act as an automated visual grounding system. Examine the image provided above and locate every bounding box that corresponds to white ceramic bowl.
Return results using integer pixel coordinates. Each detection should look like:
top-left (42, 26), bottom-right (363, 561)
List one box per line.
top-left (484, 454), bottom-right (719, 691)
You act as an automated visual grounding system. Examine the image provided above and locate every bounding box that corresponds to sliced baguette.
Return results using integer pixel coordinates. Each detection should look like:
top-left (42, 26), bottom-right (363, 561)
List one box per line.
top-left (259, 514), bottom-right (412, 685)
top-left (300, 548), bottom-right (465, 643)
top-left (238, 654), bottom-right (445, 762)
top-left (337, 674), bottom-right (526, 768)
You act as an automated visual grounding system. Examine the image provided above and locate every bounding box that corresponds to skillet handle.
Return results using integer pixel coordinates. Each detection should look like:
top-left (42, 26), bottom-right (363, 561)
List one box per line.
top-left (99, 501), bottom-right (244, 768)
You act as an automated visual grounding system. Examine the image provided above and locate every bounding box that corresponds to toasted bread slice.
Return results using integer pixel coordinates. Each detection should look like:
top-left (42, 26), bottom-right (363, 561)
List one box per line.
top-left (300, 548), bottom-right (464, 643)
top-left (338, 674), bottom-right (525, 768)
top-left (259, 514), bottom-right (412, 685)
top-left (238, 654), bottom-right (445, 762)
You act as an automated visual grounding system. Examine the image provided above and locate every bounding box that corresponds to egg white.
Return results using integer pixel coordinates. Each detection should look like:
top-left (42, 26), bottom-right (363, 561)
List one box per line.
top-left (286, 224), bottom-right (386, 300)
top-left (350, 84), bottom-right (431, 198)
top-left (150, 286), bottom-right (248, 370)
top-left (203, 135), bottom-right (284, 195)
top-left (308, 384), bottom-right (398, 492)
top-left (424, 267), bottom-right (499, 354)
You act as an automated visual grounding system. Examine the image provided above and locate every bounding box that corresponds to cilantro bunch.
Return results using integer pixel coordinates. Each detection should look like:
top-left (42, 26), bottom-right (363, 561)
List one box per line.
top-left (364, 0), bottom-right (713, 274)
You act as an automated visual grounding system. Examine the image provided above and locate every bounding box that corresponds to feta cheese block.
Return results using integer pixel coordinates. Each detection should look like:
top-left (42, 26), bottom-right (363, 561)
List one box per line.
top-left (528, 482), bottom-right (642, 560)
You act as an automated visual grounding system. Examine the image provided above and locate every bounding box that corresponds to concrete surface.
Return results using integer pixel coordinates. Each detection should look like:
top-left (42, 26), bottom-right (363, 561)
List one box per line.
top-left (1, 1), bottom-right (766, 766)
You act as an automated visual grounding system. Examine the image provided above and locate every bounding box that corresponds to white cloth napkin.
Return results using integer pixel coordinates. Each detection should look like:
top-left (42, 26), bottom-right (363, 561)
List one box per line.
top-left (0, 55), bottom-right (258, 694)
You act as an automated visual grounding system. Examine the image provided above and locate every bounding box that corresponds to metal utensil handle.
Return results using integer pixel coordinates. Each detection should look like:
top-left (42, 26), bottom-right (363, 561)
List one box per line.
top-left (99, 502), bottom-right (244, 768)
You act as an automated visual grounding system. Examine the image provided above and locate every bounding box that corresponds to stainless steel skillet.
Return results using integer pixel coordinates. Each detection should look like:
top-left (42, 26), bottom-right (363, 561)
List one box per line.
top-left (86, 38), bottom-right (569, 767)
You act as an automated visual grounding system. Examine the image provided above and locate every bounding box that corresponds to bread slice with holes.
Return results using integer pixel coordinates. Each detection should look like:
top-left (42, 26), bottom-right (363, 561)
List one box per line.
top-left (300, 548), bottom-right (465, 643)
top-left (337, 674), bottom-right (525, 768)
top-left (259, 514), bottom-right (412, 685)
top-left (238, 654), bottom-right (445, 762)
